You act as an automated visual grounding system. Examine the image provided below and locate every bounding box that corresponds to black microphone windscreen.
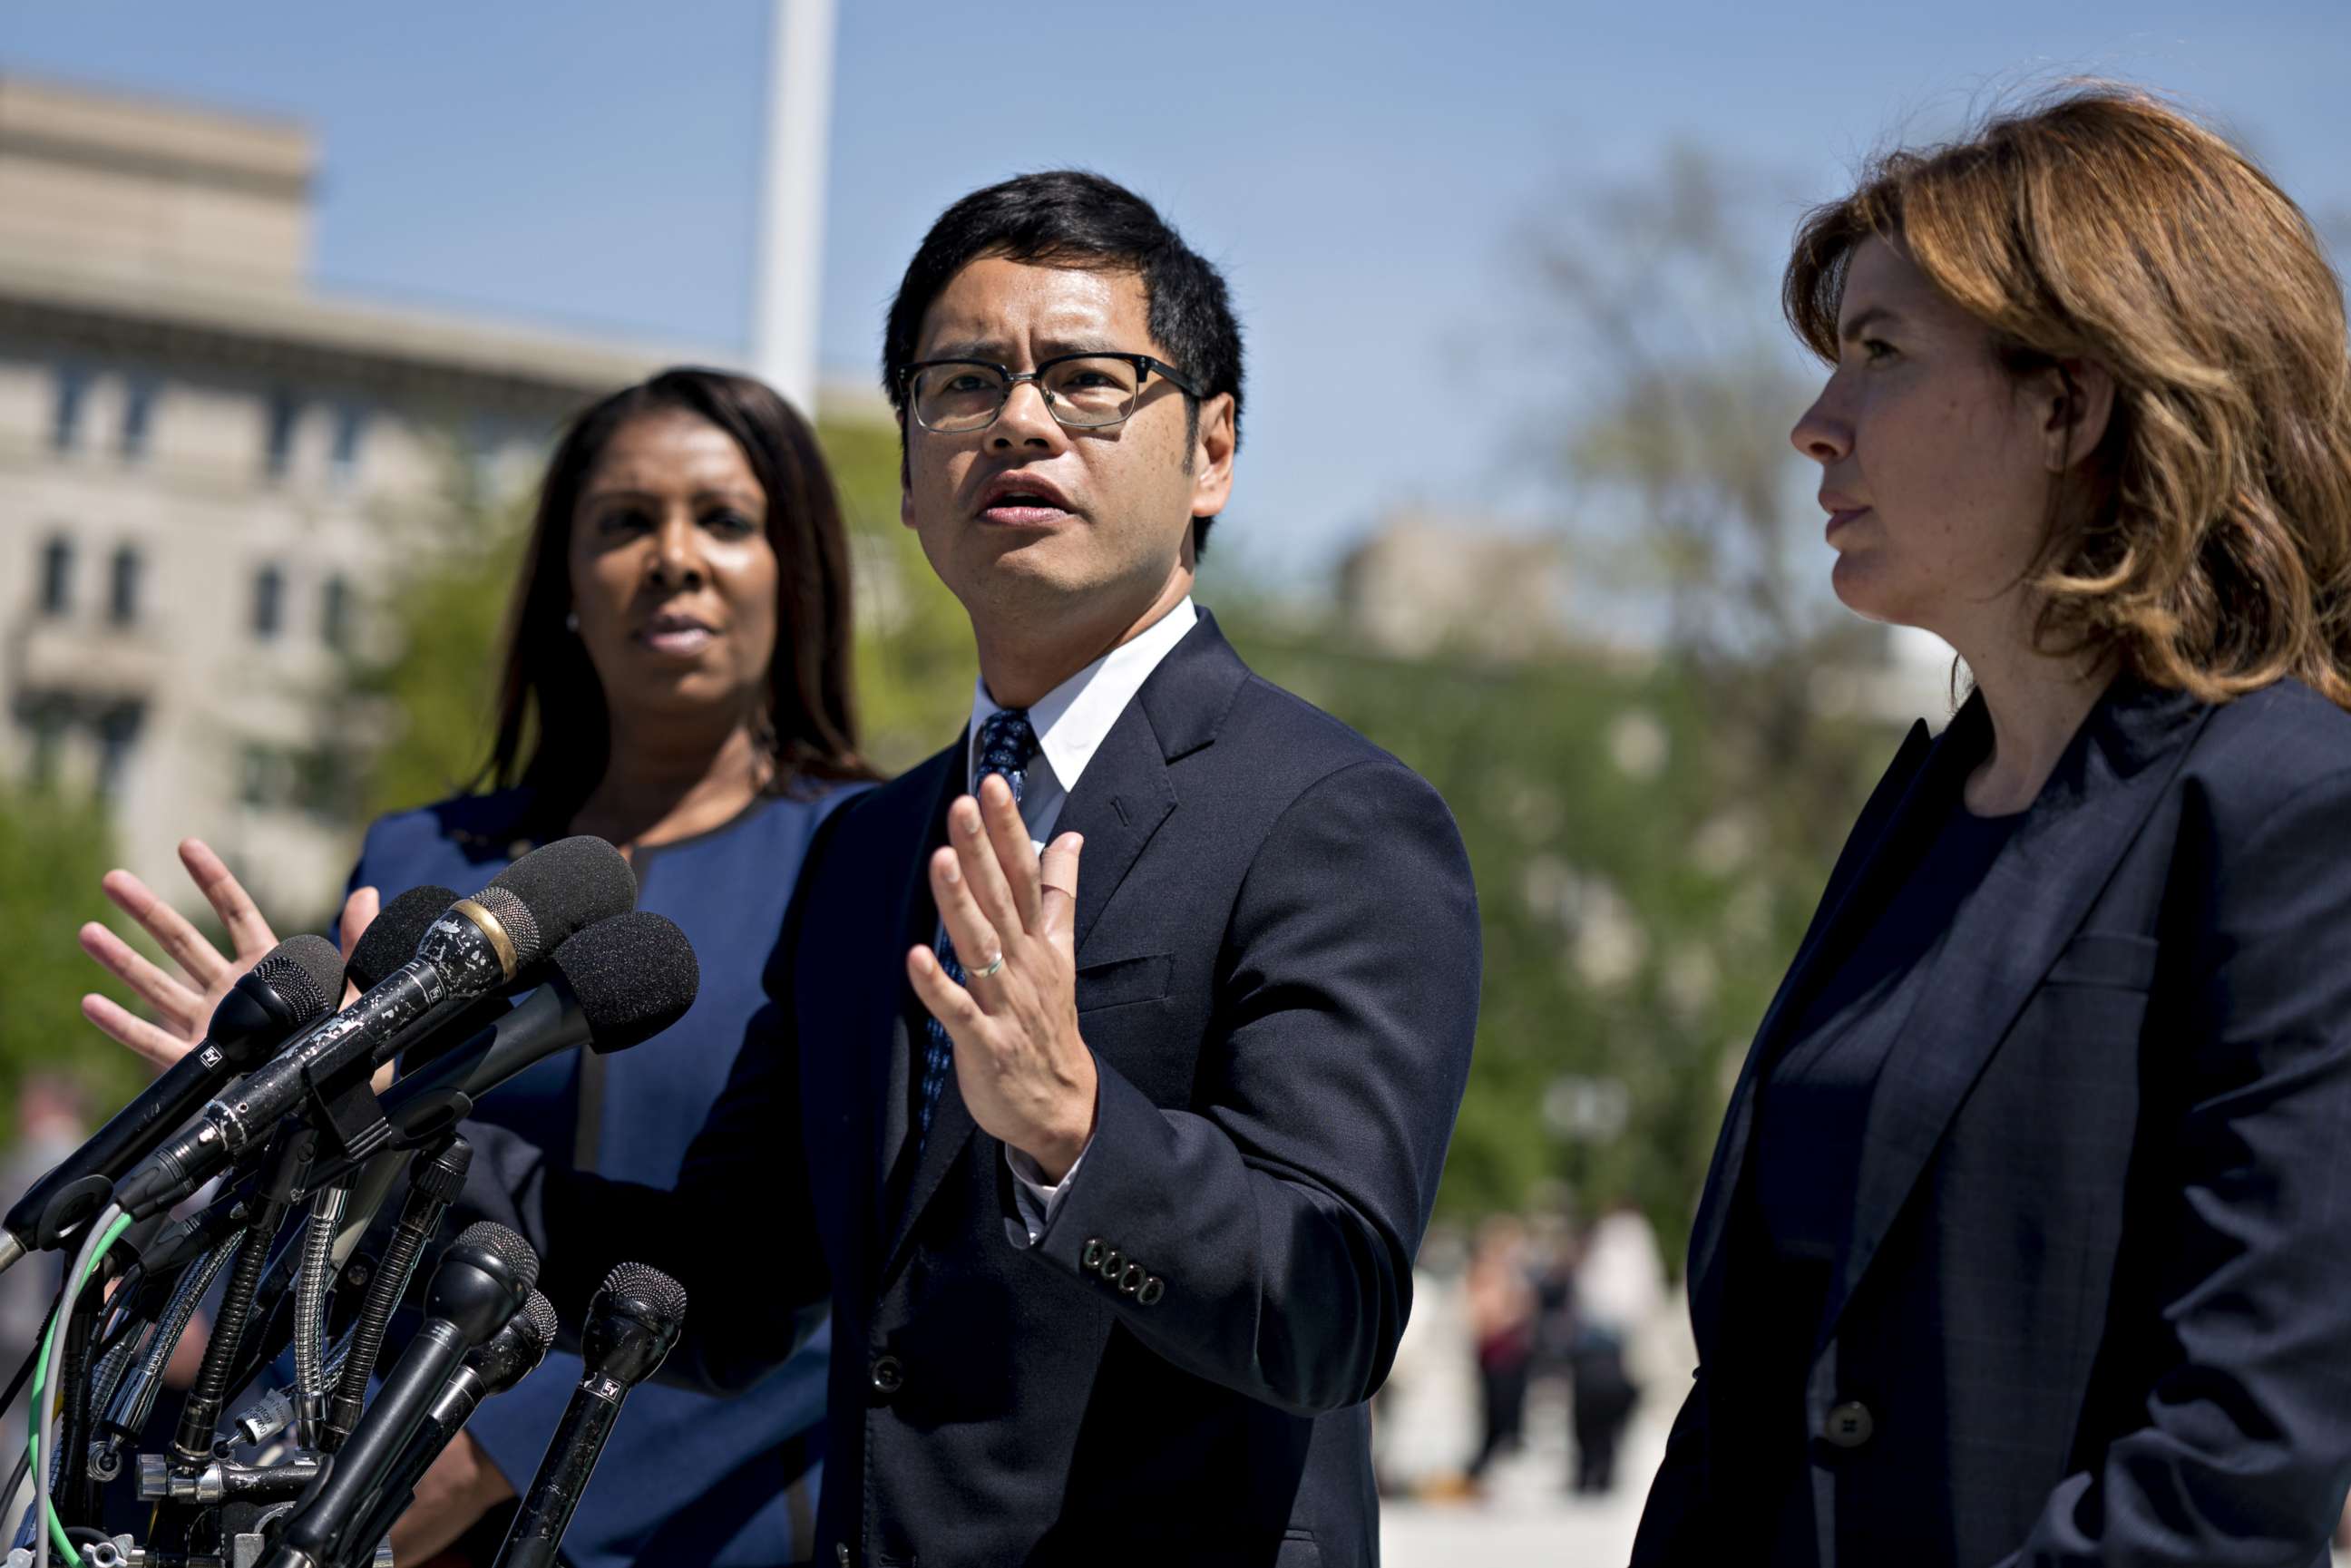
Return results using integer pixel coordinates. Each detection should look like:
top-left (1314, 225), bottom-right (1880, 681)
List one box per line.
top-left (482, 838), bottom-right (637, 969)
top-left (600, 1261), bottom-right (687, 1324)
top-left (551, 913), bottom-right (699, 1055)
top-left (455, 1221), bottom-right (541, 1295)
top-left (518, 1290), bottom-right (560, 1353)
top-left (347, 885), bottom-right (460, 991)
top-left (249, 935), bottom-right (343, 1019)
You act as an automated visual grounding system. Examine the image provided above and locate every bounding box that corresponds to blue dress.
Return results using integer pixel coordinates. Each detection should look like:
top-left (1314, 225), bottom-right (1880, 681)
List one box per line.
top-left (347, 782), bottom-right (861, 1567)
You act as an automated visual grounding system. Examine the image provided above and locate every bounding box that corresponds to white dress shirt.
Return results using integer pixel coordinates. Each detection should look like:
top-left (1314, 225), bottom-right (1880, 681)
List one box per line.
top-left (948, 596), bottom-right (1199, 1244)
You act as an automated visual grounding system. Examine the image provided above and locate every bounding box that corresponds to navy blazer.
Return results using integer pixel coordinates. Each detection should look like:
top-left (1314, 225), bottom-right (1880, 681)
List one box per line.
top-left (471, 609), bottom-right (1482, 1567)
top-left (351, 785), bottom-right (857, 1568)
top-left (1634, 677), bottom-right (2351, 1568)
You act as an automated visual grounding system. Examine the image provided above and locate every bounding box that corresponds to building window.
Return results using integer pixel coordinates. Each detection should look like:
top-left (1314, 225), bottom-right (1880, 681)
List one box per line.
top-left (321, 575), bottom-right (352, 653)
top-left (264, 391), bottom-right (300, 480)
top-left (120, 380), bottom-right (156, 463)
top-left (329, 405), bottom-right (366, 485)
top-left (95, 705), bottom-right (141, 802)
top-left (52, 367), bottom-right (88, 453)
top-left (238, 743), bottom-right (274, 808)
top-left (108, 545), bottom-right (141, 627)
top-left (38, 536), bottom-right (73, 618)
top-left (21, 698), bottom-right (69, 787)
top-left (251, 564), bottom-right (284, 640)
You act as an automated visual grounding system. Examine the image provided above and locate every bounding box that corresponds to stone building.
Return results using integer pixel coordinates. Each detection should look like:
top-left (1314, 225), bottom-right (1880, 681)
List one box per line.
top-left (1336, 511), bottom-right (1573, 663)
top-left (0, 74), bottom-right (700, 912)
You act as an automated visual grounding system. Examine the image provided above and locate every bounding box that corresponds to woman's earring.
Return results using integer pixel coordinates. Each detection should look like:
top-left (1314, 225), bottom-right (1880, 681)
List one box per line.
top-left (564, 610), bottom-right (580, 633)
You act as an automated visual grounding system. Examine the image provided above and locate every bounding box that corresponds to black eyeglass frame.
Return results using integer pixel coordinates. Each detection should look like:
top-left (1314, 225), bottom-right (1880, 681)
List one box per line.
top-left (899, 352), bottom-right (1203, 433)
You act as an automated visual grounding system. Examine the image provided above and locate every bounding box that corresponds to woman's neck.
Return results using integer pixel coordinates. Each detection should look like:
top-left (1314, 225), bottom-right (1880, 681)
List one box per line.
top-left (1948, 607), bottom-right (2116, 816)
top-left (570, 716), bottom-right (769, 852)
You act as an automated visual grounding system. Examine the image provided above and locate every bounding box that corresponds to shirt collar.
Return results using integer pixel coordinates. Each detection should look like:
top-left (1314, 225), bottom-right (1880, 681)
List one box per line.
top-left (967, 597), bottom-right (1199, 795)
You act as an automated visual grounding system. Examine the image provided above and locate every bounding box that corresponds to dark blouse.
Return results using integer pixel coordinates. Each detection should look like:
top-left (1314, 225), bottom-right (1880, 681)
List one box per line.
top-left (1722, 765), bottom-right (2024, 1563)
top-left (345, 783), bottom-right (863, 1568)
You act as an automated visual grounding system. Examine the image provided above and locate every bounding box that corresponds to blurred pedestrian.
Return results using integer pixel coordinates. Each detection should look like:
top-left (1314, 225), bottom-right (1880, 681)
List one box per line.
top-left (1567, 1202), bottom-right (1661, 1495)
top-left (1637, 86), bottom-right (2351, 1566)
top-left (1463, 1215), bottom-right (1536, 1487)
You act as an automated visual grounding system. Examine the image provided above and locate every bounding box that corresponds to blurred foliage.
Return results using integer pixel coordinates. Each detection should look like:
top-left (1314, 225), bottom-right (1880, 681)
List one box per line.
top-left (0, 781), bottom-right (151, 1136)
top-left (819, 419), bottom-right (980, 769)
top-left (1226, 615), bottom-right (1893, 1265)
top-left (343, 467), bottom-right (531, 823)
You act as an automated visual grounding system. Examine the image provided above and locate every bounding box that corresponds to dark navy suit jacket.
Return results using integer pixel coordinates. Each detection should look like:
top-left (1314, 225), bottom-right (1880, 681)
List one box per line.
top-left (1634, 677), bottom-right (2351, 1568)
top-left (352, 784), bottom-right (857, 1568)
top-left (471, 609), bottom-right (1483, 1567)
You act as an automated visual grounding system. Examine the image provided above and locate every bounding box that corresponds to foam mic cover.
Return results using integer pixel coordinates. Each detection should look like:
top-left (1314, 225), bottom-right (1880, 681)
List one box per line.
top-left (345, 885), bottom-right (459, 992)
top-left (377, 913), bottom-right (698, 1135)
top-left (555, 911), bottom-right (699, 1054)
top-left (478, 837), bottom-right (639, 970)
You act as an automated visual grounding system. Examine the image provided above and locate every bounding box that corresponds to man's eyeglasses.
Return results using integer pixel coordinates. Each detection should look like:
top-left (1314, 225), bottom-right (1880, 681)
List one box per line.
top-left (901, 352), bottom-right (1200, 434)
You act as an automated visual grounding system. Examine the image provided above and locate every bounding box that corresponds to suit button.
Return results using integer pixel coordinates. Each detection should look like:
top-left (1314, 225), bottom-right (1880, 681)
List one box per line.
top-left (869, 1355), bottom-right (903, 1398)
top-left (1081, 1238), bottom-right (1106, 1271)
top-left (1118, 1261), bottom-right (1146, 1296)
top-left (1099, 1246), bottom-right (1124, 1280)
top-left (1137, 1275), bottom-right (1165, 1307)
top-left (1821, 1400), bottom-right (1874, 1448)
top-left (835, 1546), bottom-right (851, 1567)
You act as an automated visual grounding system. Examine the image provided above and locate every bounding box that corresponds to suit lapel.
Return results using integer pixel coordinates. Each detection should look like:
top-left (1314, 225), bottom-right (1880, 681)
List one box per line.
top-left (876, 610), bottom-right (1247, 1285)
top-left (1688, 717), bottom-right (1938, 1350)
top-left (1814, 679), bottom-right (2209, 1344)
top-left (861, 745), bottom-right (965, 1271)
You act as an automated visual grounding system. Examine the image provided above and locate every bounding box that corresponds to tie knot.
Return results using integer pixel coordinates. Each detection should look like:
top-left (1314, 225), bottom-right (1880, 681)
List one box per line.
top-left (976, 708), bottom-right (1039, 797)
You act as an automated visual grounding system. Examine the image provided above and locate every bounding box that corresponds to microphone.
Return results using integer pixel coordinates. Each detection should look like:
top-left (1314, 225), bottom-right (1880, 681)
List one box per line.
top-left (116, 838), bottom-right (636, 1217)
top-left (343, 885), bottom-right (458, 990)
top-left (342, 884), bottom-right (523, 1079)
top-left (381, 911), bottom-right (700, 1135)
top-left (0, 934), bottom-right (344, 1275)
top-left (259, 1222), bottom-right (540, 1568)
top-left (342, 1290), bottom-right (561, 1565)
top-left (493, 1263), bottom-right (688, 1568)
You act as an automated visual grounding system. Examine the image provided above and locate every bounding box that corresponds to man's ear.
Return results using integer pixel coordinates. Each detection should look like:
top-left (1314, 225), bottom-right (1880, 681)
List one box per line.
top-left (1189, 393), bottom-right (1237, 520)
top-left (2044, 359), bottom-right (2116, 472)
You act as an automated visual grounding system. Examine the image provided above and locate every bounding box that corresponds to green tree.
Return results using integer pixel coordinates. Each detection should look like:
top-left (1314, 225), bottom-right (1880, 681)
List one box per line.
top-left (0, 782), bottom-right (151, 1136)
top-left (1225, 612), bottom-right (1888, 1263)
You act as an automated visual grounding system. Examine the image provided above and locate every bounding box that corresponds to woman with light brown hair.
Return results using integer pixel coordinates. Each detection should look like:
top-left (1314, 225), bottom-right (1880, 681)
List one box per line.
top-left (1634, 87), bottom-right (2351, 1566)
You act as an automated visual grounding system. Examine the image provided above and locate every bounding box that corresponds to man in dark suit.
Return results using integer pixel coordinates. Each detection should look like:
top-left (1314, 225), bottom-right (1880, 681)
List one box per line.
top-left (490, 171), bottom-right (1482, 1567)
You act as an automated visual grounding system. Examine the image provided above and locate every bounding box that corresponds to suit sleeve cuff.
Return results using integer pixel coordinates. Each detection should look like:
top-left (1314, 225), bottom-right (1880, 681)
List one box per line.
top-left (1004, 1122), bottom-right (1093, 1246)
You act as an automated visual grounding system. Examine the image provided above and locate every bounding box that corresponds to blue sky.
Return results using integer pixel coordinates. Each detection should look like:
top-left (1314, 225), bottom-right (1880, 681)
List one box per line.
top-left (5, 1), bottom-right (2346, 581)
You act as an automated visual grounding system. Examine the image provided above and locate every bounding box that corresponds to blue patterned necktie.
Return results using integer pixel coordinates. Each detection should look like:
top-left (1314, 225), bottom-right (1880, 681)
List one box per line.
top-left (917, 707), bottom-right (1039, 1146)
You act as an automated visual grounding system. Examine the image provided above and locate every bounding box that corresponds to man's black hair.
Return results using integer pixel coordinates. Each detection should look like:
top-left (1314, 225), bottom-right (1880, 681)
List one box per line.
top-left (883, 170), bottom-right (1244, 555)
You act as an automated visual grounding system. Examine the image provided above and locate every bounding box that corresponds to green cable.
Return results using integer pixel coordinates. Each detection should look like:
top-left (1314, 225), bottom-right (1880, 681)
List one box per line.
top-left (27, 1211), bottom-right (135, 1568)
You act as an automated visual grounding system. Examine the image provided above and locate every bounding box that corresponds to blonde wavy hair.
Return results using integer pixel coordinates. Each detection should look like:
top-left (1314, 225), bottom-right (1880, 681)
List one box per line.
top-left (1784, 85), bottom-right (2351, 708)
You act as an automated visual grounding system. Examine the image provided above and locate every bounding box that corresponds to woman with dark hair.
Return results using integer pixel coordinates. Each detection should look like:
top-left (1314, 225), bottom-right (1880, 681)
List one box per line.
top-left (77, 366), bottom-right (873, 1566)
top-left (1634, 87), bottom-right (2351, 1567)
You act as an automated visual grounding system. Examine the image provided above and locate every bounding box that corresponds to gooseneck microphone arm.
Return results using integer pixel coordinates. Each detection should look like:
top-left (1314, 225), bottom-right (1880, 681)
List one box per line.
top-left (258, 1222), bottom-right (540, 1568)
top-left (321, 1136), bottom-right (473, 1452)
top-left (493, 1263), bottom-right (688, 1568)
top-left (339, 1290), bottom-right (559, 1568)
